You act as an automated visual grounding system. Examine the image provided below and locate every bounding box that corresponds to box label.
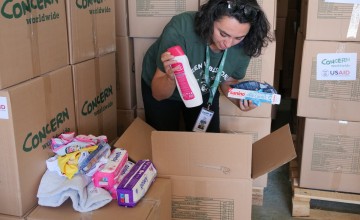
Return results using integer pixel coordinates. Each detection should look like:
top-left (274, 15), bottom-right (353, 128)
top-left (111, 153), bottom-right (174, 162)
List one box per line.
top-left (316, 53), bottom-right (357, 80)
top-left (325, 0), bottom-right (360, 4)
top-left (0, 97), bottom-right (9, 119)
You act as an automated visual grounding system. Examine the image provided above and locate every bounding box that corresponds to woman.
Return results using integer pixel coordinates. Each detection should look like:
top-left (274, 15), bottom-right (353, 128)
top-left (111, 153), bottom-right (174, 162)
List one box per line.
top-left (141, 0), bottom-right (273, 132)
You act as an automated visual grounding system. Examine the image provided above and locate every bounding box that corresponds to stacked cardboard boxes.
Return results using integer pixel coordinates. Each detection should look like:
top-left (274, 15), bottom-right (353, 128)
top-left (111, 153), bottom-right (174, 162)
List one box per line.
top-left (292, 0), bottom-right (360, 193)
top-left (115, 0), bottom-right (137, 136)
top-left (65, 0), bottom-right (118, 143)
top-left (0, 1), bottom-right (73, 218)
top-left (0, 0), bottom-right (118, 218)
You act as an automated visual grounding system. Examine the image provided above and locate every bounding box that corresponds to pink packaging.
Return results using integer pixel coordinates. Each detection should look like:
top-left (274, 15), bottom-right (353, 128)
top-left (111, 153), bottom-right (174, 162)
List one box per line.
top-left (109, 161), bottom-right (135, 199)
top-left (93, 148), bottom-right (128, 189)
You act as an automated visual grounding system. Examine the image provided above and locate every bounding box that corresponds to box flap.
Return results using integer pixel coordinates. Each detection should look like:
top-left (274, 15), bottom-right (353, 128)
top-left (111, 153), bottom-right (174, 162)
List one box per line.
top-left (113, 117), bottom-right (155, 162)
top-left (152, 131), bottom-right (252, 179)
top-left (252, 124), bottom-right (296, 178)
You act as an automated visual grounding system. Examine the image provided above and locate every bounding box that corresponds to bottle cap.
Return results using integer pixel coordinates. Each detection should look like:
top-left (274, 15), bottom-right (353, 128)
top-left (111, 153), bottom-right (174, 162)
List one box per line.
top-left (167, 45), bottom-right (184, 56)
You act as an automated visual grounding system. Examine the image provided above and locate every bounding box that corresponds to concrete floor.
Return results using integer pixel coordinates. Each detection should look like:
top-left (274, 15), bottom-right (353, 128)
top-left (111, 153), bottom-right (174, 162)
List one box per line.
top-left (252, 164), bottom-right (294, 220)
top-left (251, 99), bottom-right (360, 220)
top-left (252, 163), bottom-right (360, 220)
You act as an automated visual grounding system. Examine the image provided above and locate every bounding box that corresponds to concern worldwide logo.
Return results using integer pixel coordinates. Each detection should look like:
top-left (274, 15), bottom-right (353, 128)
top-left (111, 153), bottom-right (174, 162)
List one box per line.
top-left (76, 0), bottom-right (104, 9)
top-left (1, 0), bottom-right (59, 19)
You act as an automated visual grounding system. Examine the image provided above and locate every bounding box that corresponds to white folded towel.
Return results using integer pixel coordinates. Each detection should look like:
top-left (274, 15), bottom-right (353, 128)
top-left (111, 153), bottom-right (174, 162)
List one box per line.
top-left (37, 170), bottom-right (112, 212)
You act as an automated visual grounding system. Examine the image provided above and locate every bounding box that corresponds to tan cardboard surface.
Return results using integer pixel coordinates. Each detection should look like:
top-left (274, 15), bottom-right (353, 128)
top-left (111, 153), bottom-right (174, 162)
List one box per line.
top-left (151, 131), bottom-right (252, 179)
top-left (220, 115), bottom-right (272, 187)
top-left (297, 40), bottom-right (360, 121)
top-left (28, 200), bottom-right (155, 220)
top-left (134, 38), bottom-right (157, 109)
top-left (169, 176), bottom-right (252, 220)
top-left (291, 29), bottom-right (305, 99)
top-left (115, 0), bottom-right (129, 37)
top-left (114, 117), bottom-right (296, 219)
top-left (128, 0), bottom-right (199, 37)
top-left (0, 1), bottom-right (69, 89)
top-left (219, 93), bottom-right (274, 118)
top-left (299, 118), bottom-right (360, 193)
top-left (116, 36), bottom-right (136, 110)
top-left (115, 118), bottom-right (296, 180)
top-left (72, 53), bottom-right (118, 142)
top-left (27, 178), bottom-right (171, 220)
top-left (252, 124), bottom-right (296, 179)
top-left (0, 215), bottom-right (25, 220)
top-left (117, 108), bottom-right (136, 137)
top-left (113, 117), bottom-right (155, 162)
top-left (301, 0), bottom-right (360, 41)
top-left (66, 0), bottom-right (116, 64)
top-left (243, 40), bottom-right (276, 85)
top-left (0, 66), bottom-right (76, 216)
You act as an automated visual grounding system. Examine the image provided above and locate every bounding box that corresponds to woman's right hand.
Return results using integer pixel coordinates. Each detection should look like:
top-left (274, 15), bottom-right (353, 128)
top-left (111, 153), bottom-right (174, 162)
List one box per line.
top-left (151, 51), bottom-right (179, 101)
top-left (160, 51), bottom-right (178, 81)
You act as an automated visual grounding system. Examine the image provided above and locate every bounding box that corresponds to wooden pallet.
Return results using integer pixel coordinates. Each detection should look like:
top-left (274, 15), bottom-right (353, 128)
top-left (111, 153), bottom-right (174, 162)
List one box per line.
top-left (290, 160), bottom-right (360, 219)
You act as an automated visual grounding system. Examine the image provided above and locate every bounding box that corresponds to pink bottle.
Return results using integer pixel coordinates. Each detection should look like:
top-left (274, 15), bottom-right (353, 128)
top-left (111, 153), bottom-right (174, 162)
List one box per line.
top-left (167, 45), bottom-right (203, 108)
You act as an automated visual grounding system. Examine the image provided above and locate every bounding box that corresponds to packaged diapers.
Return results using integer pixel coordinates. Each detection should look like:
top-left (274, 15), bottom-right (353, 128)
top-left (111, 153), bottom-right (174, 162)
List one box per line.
top-left (93, 148), bottom-right (128, 189)
top-left (116, 159), bottom-right (157, 207)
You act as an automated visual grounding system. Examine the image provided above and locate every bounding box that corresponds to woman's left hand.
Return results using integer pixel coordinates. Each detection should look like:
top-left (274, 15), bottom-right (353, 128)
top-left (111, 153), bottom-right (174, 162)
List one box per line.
top-left (239, 99), bottom-right (257, 111)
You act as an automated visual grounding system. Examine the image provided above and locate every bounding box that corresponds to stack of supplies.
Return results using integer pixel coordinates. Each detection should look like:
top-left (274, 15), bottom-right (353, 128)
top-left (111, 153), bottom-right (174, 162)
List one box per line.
top-left (36, 132), bottom-right (157, 212)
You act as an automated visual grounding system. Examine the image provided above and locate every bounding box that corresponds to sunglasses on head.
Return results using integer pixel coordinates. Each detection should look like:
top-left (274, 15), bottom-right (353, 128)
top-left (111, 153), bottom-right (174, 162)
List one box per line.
top-left (226, 0), bottom-right (259, 20)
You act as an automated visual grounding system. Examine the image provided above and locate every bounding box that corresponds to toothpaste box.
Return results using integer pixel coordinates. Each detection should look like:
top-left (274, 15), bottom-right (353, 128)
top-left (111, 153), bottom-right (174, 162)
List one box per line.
top-left (93, 148), bottom-right (128, 189)
top-left (116, 159), bottom-right (157, 207)
top-left (228, 88), bottom-right (281, 105)
top-left (109, 161), bottom-right (135, 199)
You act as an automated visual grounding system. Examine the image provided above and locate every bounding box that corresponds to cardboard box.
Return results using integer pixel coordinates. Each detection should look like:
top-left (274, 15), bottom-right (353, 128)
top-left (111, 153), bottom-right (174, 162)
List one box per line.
top-left (0, 216), bottom-right (25, 220)
top-left (114, 117), bottom-right (296, 219)
top-left (220, 115), bottom-right (272, 187)
top-left (277, 0), bottom-right (289, 18)
top-left (0, 66), bottom-right (76, 216)
top-left (128, 0), bottom-right (199, 37)
top-left (297, 40), bottom-right (360, 121)
top-left (219, 93), bottom-right (275, 118)
top-left (116, 37), bottom-right (136, 110)
top-left (65, 0), bottom-right (116, 64)
top-left (72, 53), bottom-right (118, 143)
top-left (117, 108), bottom-right (136, 137)
top-left (275, 17), bottom-right (286, 70)
top-left (298, 118), bottom-right (360, 193)
top-left (27, 178), bottom-right (171, 220)
top-left (0, 0), bottom-right (69, 89)
top-left (134, 38), bottom-right (157, 109)
top-left (300, 0), bottom-right (360, 41)
top-left (242, 40), bottom-right (276, 86)
top-left (115, 0), bottom-right (129, 37)
top-left (136, 108), bottom-right (146, 121)
top-left (290, 29), bottom-right (305, 99)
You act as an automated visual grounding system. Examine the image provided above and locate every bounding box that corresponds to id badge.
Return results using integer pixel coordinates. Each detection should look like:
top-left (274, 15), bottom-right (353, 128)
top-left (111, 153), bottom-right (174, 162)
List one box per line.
top-left (193, 107), bottom-right (214, 132)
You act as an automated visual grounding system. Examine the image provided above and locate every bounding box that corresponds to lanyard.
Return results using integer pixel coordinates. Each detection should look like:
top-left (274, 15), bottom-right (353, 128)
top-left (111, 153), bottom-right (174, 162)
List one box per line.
top-left (204, 45), bottom-right (228, 107)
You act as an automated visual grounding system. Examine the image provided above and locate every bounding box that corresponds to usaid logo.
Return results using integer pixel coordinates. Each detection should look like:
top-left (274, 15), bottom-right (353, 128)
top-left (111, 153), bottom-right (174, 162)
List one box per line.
top-left (0, 105), bottom-right (5, 110)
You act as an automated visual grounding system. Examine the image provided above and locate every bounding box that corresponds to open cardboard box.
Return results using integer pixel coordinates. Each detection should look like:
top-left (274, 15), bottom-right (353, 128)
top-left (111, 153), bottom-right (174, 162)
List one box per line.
top-left (27, 178), bottom-right (171, 220)
top-left (114, 117), bottom-right (296, 219)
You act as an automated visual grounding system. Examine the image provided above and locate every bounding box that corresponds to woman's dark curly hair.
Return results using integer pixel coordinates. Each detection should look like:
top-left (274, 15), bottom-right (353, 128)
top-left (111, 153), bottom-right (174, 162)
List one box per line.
top-left (195, 0), bottom-right (274, 57)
